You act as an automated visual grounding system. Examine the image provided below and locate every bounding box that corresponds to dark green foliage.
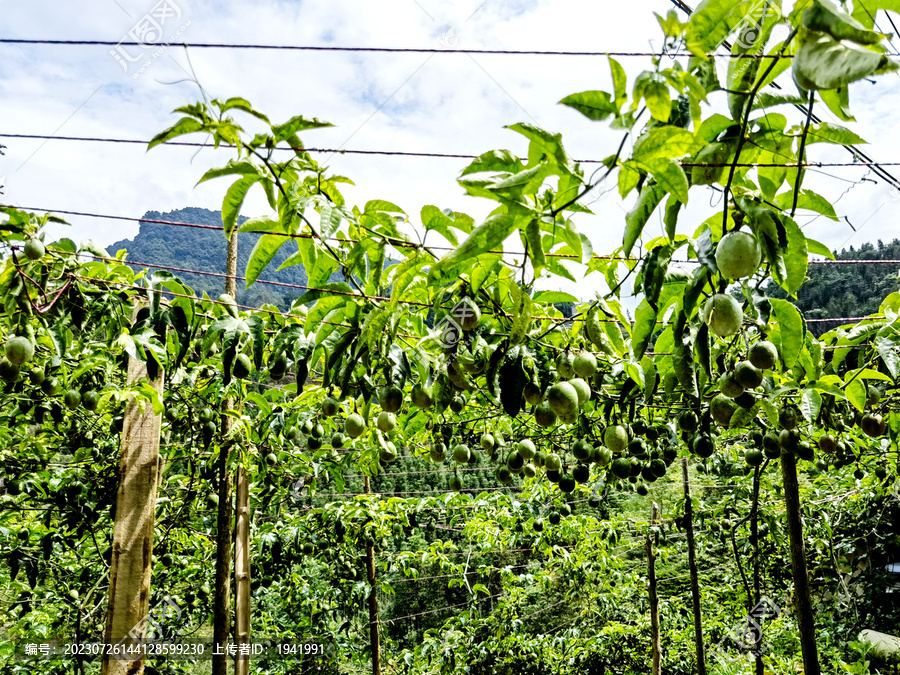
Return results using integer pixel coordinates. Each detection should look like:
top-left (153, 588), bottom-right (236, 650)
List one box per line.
top-left (768, 239), bottom-right (900, 334)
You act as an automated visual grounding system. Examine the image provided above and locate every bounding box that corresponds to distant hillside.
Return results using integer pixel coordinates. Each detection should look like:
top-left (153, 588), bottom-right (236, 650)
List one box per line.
top-left (768, 238), bottom-right (900, 334)
top-left (108, 207), bottom-right (330, 310)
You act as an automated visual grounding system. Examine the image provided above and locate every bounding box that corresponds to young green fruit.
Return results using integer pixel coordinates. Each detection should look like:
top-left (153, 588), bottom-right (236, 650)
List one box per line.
top-left (748, 340), bottom-right (778, 370)
top-left (715, 231), bottom-right (761, 279)
top-left (568, 378), bottom-right (591, 407)
top-left (734, 360), bottom-right (763, 389)
top-left (604, 425), bottom-right (628, 453)
top-left (4, 336), bottom-right (35, 366)
top-left (556, 352), bottom-right (575, 379)
top-left (718, 372), bottom-right (744, 399)
top-left (572, 350), bottom-right (598, 378)
top-left (321, 397), bottom-right (339, 417)
top-left (480, 433), bottom-right (495, 451)
top-left (534, 401), bottom-right (557, 428)
top-left (702, 294), bottom-right (743, 338)
top-left (376, 411), bottom-right (396, 432)
top-left (344, 414), bottom-right (365, 438)
top-left (517, 439), bottom-right (536, 460)
top-left (544, 452), bottom-right (562, 472)
top-left (81, 391), bottom-right (100, 411)
top-left (710, 394), bottom-right (738, 426)
top-left (63, 389), bottom-right (81, 410)
top-left (0, 359), bottom-right (19, 382)
top-left (378, 386), bottom-right (403, 413)
top-left (24, 238), bottom-right (46, 260)
top-left (522, 382), bottom-right (543, 406)
top-left (410, 383), bottom-right (434, 408)
top-left (232, 353), bottom-right (252, 379)
top-left (861, 413), bottom-right (886, 438)
top-left (452, 444), bottom-right (471, 463)
top-left (546, 381), bottom-right (579, 418)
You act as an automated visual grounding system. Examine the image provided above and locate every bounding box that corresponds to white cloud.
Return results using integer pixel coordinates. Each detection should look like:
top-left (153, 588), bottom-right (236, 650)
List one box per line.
top-left (2, 0), bottom-right (899, 303)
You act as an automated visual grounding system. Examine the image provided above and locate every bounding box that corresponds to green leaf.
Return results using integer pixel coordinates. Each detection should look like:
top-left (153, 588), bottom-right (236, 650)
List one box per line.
top-left (644, 160), bottom-right (690, 203)
top-left (806, 237), bottom-right (835, 259)
top-left (644, 78), bottom-right (671, 123)
top-left (624, 184), bottom-right (666, 256)
top-left (780, 215), bottom-right (809, 295)
top-left (245, 234), bottom-right (288, 287)
top-left (664, 195), bottom-right (682, 242)
top-left (685, 0), bottom-right (745, 55)
top-left (851, 0), bottom-right (900, 28)
top-left (632, 127), bottom-right (700, 162)
top-left (610, 57), bottom-right (627, 109)
top-left (365, 199), bottom-right (406, 215)
top-left (793, 32), bottom-right (898, 91)
top-left (148, 117), bottom-right (205, 149)
top-left (803, 0), bottom-right (885, 45)
top-left (690, 141), bottom-right (732, 185)
top-left (460, 149), bottom-right (525, 176)
top-left (632, 299), bottom-right (659, 360)
top-left (319, 201), bottom-right (343, 238)
top-left (799, 387), bottom-right (822, 423)
top-left (506, 123), bottom-right (571, 168)
top-left (294, 282), bottom-right (355, 305)
top-left (420, 205), bottom-right (459, 246)
top-left (793, 122), bottom-right (867, 146)
top-left (845, 378), bottom-right (867, 411)
top-left (774, 189), bottom-right (838, 220)
top-left (430, 213), bottom-right (519, 281)
top-left (817, 86), bottom-right (855, 121)
top-left (752, 93), bottom-right (809, 110)
top-left (197, 159), bottom-right (261, 185)
top-left (239, 216), bottom-right (284, 234)
top-left (524, 218), bottom-right (545, 271)
top-left (874, 334), bottom-right (900, 378)
top-left (533, 291), bottom-right (579, 304)
top-left (618, 161), bottom-right (643, 198)
top-left (215, 97), bottom-right (270, 122)
top-left (770, 298), bottom-right (805, 369)
top-left (309, 253), bottom-right (339, 287)
top-left (558, 90), bottom-right (618, 121)
top-left (222, 175), bottom-right (261, 240)
top-left (271, 115), bottom-right (333, 143)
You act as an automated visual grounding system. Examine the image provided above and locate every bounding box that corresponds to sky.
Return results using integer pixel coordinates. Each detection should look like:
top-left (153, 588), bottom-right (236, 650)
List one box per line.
top-left (2, 0), bottom-right (900, 302)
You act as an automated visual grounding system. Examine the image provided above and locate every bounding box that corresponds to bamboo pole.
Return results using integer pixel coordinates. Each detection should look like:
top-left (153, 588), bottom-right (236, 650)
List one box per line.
top-left (213, 227), bottom-right (239, 675)
top-left (681, 458), bottom-right (706, 675)
top-left (781, 451), bottom-right (821, 675)
top-left (647, 501), bottom-right (661, 675)
top-left (102, 310), bottom-right (164, 675)
top-left (364, 475), bottom-right (381, 675)
top-left (234, 463), bottom-right (251, 675)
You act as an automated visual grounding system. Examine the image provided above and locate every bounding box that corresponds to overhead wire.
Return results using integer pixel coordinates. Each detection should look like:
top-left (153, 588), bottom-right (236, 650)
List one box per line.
top-left (0, 38), bottom-right (794, 58)
top-left (5, 132), bottom-right (900, 170)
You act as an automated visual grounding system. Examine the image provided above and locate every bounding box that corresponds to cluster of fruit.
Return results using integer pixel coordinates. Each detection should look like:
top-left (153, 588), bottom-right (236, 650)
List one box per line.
top-left (2, 335), bottom-right (102, 419)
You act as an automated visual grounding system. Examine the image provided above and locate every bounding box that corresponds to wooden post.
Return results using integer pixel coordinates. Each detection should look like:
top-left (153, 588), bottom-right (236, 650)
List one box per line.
top-left (646, 501), bottom-right (661, 675)
top-left (213, 227), bottom-right (239, 675)
top-left (102, 318), bottom-right (164, 675)
top-left (751, 465), bottom-right (764, 675)
top-left (681, 458), bottom-right (706, 675)
top-left (364, 475), bottom-right (381, 675)
top-left (781, 451), bottom-right (821, 675)
top-left (234, 463), bottom-right (251, 675)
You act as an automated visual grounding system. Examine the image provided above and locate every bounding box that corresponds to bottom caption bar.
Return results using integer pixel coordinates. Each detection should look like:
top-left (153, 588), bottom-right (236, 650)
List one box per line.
top-left (14, 639), bottom-right (330, 661)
